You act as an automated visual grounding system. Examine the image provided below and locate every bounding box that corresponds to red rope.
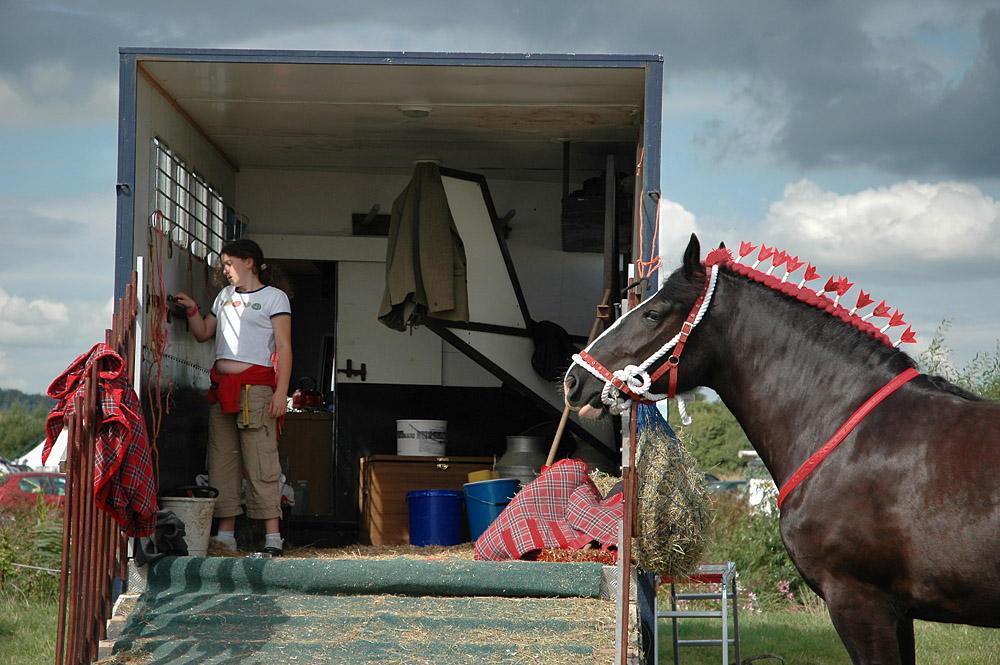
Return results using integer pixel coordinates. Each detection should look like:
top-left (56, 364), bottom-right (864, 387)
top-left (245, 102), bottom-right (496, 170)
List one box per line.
top-left (633, 149), bottom-right (661, 281)
top-left (145, 214), bottom-right (173, 486)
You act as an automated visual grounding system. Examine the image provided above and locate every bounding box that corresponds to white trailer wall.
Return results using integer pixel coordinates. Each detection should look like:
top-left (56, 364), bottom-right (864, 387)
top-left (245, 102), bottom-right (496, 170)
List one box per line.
top-left (132, 74), bottom-right (240, 390)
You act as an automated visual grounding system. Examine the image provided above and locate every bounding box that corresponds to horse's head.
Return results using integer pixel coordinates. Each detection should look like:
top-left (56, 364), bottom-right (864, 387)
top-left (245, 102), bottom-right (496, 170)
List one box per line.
top-left (564, 234), bottom-right (715, 418)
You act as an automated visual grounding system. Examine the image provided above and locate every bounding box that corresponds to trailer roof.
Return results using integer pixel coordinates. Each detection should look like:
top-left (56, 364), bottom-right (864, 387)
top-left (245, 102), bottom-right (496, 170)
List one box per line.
top-left (123, 48), bottom-right (661, 181)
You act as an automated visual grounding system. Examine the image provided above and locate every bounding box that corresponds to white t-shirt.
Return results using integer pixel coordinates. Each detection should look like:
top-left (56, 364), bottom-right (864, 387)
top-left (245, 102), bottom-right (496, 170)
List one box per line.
top-left (211, 285), bottom-right (291, 367)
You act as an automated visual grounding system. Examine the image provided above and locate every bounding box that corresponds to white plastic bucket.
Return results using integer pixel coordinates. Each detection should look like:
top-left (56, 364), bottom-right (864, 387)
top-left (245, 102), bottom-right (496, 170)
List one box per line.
top-left (159, 496), bottom-right (217, 557)
top-left (396, 419), bottom-right (447, 456)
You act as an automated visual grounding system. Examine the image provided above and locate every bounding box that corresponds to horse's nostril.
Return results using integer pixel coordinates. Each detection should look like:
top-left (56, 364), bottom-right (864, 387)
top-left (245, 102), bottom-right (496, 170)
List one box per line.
top-left (565, 375), bottom-right (577, 391)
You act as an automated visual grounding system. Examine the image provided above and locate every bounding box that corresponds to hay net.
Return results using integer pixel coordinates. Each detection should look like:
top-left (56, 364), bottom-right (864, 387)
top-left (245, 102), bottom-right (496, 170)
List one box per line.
top-left (633, 403), bottom-right (712, 577)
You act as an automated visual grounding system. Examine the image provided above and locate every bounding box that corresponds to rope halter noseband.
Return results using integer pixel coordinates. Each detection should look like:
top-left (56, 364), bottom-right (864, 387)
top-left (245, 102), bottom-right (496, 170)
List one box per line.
top-left (570, 263), bottom-right (719, 415)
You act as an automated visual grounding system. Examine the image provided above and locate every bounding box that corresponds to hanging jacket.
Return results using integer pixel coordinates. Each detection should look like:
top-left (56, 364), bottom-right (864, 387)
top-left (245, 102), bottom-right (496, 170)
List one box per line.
top-left (378, 161), bottom-right (469, 331)
top-left (45, 343), bottom-right (158, 537)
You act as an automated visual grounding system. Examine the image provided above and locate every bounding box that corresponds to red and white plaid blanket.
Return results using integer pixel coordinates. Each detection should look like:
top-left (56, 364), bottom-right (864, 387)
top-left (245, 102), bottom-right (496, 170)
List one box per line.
top-left (45, 343), bottom-right (158, 537)
top-left (474, 458), bottom-right (622, 561)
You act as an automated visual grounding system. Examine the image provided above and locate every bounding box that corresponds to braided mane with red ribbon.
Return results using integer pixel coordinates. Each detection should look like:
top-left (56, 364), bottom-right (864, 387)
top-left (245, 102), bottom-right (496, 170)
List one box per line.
top-left (705, 243), bottom-right (916, 348)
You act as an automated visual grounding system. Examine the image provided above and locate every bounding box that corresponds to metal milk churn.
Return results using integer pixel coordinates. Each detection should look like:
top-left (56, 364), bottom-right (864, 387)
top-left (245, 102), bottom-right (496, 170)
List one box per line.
top-left (495, 436), bottom-right (548, 488)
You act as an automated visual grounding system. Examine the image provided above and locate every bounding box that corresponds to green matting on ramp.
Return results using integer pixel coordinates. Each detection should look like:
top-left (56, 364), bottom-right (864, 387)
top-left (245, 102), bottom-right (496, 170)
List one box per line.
top-left (112, 557), bottom-right (615, 665)
top-left (145, 555), bottom-right (604, 598)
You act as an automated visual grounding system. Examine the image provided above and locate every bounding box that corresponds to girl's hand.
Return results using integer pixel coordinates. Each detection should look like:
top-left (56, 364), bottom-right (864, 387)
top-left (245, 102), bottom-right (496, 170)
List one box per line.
top-left (174, 292), bottom-right (217, 342)
top-left (172, 292), bottom-right (198, 316)
top-left (269, 390), bottom-right (288, 419)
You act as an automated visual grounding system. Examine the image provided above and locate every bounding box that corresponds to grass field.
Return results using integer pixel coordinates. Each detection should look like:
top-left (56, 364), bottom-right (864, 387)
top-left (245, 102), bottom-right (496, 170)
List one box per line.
top-left (0, 598), bottom-right (58, 665)
top-left (659, 609), bottom-right (1000, 664)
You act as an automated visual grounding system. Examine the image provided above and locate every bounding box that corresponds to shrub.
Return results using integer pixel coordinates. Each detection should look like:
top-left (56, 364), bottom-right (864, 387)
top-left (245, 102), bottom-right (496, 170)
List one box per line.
top-left (919, 320), bottom-right (1000, 402)
top-left (663, 398), bottom-right (751, 476)
top-left (700, 489), bottom-right (807, 611)
top-left (0, 499), bottom-right (63, 602)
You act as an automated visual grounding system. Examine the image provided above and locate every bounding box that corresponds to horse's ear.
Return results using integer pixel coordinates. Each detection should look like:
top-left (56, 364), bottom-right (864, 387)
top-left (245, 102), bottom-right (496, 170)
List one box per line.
top-left (718, 241), bottom-right (726, 250)
top-left (682, 234), bottom-right (701, 280)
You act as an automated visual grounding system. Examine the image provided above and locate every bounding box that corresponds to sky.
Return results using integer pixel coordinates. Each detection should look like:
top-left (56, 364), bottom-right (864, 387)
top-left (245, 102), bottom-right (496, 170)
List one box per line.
top-left (1, 0), bottom-right (999, 395)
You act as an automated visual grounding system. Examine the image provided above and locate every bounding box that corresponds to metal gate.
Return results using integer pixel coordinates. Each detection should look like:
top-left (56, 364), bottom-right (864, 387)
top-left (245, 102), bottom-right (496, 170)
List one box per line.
top-left (54, 271), bottom-right (138, 665)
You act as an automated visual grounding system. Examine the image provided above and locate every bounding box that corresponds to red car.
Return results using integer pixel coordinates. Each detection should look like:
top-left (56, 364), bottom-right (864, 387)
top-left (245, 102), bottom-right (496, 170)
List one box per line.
top-left (0, 472), bottom-right (66, 509)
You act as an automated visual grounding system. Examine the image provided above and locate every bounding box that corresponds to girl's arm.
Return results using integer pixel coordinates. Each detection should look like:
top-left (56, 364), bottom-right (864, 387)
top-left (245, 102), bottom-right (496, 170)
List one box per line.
top-left (270, 313), bottom-right (292, 419)
top-left (173, 292), bottom-right (217, 342)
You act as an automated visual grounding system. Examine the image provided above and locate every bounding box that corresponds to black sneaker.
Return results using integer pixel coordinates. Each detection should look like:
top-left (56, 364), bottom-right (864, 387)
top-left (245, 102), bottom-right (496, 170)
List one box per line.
top-left (262, 546), bottom-right (283, 556)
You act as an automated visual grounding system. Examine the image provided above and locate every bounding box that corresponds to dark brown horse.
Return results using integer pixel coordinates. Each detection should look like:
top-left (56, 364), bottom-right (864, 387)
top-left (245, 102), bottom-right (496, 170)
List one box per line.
top-left (564, 234), bottom-right (1000, 665)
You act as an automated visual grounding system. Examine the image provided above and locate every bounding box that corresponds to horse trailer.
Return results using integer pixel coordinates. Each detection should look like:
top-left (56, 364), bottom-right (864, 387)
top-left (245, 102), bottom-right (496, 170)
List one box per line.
top-left (114, 48), bottom-right (664, 538)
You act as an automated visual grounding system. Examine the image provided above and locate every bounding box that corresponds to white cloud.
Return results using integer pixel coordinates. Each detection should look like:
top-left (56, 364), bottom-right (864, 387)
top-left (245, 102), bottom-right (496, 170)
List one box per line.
top-left (0, 286), bottom-right (116, 393)
top-left (657, 198), bottom-right (701, 280)
top-left (0, 287), bottom-right (70, 343)
top-left (758, 179), bottom-right (1000, 272)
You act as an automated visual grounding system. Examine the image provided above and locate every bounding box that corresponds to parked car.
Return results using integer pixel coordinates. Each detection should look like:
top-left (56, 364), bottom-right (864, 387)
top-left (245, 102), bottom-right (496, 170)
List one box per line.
top-left (703, 472), bottom-right (748, 495)
top-left (0, 472), bottom-right (66, 509)
top-left (0, 457), bottom-right (31, 475)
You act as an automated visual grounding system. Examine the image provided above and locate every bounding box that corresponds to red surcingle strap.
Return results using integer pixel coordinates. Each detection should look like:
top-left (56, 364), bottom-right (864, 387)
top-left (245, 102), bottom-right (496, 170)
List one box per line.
top-left (776, 367), bottom-right (920, 509)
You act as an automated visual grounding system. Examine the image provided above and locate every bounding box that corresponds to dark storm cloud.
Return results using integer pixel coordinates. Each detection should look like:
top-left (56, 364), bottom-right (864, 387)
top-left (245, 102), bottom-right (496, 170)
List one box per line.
top-left (1, 1), bottom-right (995, 178)
top-left (770, 9), bottom-right (1000, 178)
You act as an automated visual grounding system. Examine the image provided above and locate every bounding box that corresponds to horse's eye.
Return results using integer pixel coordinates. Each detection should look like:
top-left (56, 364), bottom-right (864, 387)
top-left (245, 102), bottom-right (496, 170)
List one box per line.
top-left (644, 310), bottom-right (662, 323)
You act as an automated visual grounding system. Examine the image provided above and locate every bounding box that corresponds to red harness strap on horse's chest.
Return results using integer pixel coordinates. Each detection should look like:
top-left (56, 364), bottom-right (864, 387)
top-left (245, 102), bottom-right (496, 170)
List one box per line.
top-left (776, 367), bottom-right (920, 509)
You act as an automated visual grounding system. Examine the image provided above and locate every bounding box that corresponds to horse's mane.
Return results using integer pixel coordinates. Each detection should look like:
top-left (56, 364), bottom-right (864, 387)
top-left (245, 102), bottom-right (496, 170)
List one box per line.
top-left (706, 244), bottom-right (914, 348)
top-left (702, 243), bottom-right (985, 402)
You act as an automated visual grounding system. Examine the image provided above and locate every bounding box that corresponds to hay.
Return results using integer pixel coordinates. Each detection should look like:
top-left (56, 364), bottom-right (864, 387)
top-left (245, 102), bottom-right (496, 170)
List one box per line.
top-left (588, 469), bottom-right (620, 497)
top-left (632, 404), bottom-right (711, 577)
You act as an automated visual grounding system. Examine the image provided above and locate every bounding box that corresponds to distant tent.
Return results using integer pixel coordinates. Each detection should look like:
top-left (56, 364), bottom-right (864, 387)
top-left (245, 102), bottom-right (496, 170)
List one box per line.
top-left (17, 429), bottom-right (67, 471)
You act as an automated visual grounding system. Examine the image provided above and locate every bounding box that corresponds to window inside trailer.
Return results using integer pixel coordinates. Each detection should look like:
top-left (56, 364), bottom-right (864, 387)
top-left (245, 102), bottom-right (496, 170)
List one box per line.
top-left (151, 137), bottom-right (228, 263)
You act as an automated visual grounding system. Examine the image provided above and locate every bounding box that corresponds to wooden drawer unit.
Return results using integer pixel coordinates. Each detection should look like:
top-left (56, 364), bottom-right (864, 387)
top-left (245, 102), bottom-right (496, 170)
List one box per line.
top-left (281, 411), bottom-right (334, 514)
top-left (360, 455), bottom-right (493, 546)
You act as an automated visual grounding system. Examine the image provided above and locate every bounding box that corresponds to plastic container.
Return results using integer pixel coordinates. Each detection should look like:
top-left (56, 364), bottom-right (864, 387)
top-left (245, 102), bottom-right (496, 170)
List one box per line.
top-left (467, 469), bottom-right (493, 483)
top-left (463, 478), bottom-right (520, 541)
top-left (158, 496), bottom-right (217, 557)
top-left (406, 489), bottom-right (464, 546)
top-left (396, 419), bottom-right (447, 456)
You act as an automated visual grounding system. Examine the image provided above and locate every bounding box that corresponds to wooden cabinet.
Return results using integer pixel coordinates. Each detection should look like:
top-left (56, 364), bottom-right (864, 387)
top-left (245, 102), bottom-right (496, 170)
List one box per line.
top-left (360, 455), bottom-right (493, 545)
top-left (281, 411), bottom-right (334, 514)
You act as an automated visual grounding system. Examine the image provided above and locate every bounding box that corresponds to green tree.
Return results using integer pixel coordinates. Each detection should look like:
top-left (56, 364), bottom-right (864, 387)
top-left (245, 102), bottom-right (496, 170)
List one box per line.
top-left (661, 396), bottom-right (752, 475)
top-left (0, 401), bottom-right (48, 459)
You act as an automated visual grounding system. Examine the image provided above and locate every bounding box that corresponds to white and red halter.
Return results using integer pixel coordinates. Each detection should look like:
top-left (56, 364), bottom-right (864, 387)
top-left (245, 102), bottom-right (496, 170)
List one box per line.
top-left (570, 263), bottom-right (719, 415)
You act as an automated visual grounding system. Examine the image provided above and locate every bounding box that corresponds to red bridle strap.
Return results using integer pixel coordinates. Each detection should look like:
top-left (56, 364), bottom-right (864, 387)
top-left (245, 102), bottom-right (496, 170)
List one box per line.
top-left (575, 350), bottom-right (645, 401)
top-left (776, 366), bottom-right (920, 509)
top-left (647, 271), bottom-right (713, 398)
top-left (571, 264), bottom-right (716, 412)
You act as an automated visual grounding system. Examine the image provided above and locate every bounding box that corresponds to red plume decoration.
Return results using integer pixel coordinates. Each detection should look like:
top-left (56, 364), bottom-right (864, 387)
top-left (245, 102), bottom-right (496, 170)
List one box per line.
top-left (766, 250), bottom-right (788, 276)
top-left (895, 326), bottom-right (916, 347)
top-left (752, 244), bottom-right (773, 270)
top-left (784, 255), bottom-right (804, 276)
top-left (865, 300), bottom-right (891, 320)
top-left (850, 290), bottom-right (873, 315)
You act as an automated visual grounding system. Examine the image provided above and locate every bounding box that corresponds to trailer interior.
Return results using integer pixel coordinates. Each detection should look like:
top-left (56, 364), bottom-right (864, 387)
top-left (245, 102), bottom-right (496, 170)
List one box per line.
top-left (116, 49), bottom-right (663, 545)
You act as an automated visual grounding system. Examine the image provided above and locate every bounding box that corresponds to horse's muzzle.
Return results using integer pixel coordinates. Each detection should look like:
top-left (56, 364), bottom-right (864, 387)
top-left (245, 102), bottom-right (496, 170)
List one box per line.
top-left (563, 373), bottom-right (604, 419)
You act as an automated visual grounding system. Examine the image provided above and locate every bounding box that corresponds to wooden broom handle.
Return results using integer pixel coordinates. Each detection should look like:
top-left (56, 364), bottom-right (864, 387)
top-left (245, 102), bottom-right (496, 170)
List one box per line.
top-left (545, 288), bottom-right (613, 466)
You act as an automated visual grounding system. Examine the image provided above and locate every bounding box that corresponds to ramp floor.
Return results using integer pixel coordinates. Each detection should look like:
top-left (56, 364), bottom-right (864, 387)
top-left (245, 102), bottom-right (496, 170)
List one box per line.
top-left (107, 556), bottom-right (618, 665)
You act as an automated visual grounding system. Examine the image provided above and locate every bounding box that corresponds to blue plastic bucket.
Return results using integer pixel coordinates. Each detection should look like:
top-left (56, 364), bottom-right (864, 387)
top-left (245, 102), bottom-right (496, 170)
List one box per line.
top-left (406, 489), bottom-right (465, 547)
top-left (463, 478), bottom-right (520, 541)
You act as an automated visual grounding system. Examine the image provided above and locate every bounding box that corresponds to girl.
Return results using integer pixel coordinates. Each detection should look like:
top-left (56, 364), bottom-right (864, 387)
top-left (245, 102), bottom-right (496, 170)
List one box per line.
top-left (174, 239), bottom-right (292, 555)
